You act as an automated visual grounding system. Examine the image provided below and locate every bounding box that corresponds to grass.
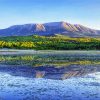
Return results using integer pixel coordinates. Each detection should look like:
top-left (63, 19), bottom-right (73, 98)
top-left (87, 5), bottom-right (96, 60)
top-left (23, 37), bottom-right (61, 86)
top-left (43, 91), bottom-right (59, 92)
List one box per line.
top-left (0, 35), bottom-right (100, 50)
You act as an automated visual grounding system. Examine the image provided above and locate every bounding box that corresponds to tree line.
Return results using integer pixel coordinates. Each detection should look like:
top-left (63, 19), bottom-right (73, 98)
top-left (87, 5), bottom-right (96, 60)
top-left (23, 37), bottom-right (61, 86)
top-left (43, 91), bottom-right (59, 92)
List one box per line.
top-left (0, 35), bottom-right (100, 50)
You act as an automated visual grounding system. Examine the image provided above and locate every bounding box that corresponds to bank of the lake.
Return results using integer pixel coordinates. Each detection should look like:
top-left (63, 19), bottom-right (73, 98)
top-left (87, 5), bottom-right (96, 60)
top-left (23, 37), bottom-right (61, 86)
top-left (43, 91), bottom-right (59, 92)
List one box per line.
top-left (0, 49), bottom-right (100, 55)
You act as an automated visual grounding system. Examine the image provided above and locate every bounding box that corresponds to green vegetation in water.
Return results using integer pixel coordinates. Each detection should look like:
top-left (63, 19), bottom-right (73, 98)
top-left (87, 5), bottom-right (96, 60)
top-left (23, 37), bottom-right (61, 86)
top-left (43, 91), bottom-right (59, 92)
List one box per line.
top-left (0, 54), bottom-right (100, 67)
top-left (0, 35), bottom-right (100, 50)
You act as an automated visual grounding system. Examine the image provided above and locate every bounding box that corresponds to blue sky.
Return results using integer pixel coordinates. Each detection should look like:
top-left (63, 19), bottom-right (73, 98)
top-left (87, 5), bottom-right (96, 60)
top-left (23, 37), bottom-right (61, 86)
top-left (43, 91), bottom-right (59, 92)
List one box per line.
top-left (0, 0), bottom-right (100, 29)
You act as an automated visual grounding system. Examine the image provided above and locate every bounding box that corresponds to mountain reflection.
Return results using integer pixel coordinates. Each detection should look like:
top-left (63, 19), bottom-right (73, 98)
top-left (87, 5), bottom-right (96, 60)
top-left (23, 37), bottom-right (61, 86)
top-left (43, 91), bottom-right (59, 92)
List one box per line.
top-left (0, 54), bottom-right (100, 80)
top-left (0, 64), bottom-right (100, 80)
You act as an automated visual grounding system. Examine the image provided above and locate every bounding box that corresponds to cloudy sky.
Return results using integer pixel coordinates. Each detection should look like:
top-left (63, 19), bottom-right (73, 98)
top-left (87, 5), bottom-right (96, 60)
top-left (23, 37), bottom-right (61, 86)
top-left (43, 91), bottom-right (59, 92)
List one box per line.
top-left (0, 0), bottom-right (100, 29)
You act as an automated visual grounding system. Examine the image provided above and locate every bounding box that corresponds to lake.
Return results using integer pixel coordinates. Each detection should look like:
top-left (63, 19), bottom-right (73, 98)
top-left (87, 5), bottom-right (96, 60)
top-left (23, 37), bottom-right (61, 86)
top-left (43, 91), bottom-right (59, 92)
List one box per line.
top-left (0, 50), bottom-right (100, 100)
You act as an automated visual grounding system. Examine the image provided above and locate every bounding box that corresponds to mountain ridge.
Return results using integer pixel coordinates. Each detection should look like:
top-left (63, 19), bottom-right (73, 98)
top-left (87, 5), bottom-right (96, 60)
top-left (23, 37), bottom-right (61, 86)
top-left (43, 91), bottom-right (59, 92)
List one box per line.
top-left (0, 21), bottom-right (100, 37)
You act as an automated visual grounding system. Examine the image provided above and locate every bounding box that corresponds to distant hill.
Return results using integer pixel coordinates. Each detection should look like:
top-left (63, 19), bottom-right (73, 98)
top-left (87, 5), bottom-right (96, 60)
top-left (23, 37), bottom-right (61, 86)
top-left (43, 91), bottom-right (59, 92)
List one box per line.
top-left (0, 21), bottom-right (100, 37)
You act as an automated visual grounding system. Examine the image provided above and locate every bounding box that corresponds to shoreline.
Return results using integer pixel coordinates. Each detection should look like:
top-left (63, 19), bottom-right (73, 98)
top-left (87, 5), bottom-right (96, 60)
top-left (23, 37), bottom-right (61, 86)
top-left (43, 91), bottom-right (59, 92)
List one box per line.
top-left (0, 49), bottom-right (100, 55)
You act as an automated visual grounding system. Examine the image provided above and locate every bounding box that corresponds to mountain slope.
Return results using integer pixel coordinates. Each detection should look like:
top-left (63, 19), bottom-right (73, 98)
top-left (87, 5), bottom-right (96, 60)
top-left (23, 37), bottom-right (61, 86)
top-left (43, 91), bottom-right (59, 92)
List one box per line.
top-left (0, 22), bottom-right (100, 37)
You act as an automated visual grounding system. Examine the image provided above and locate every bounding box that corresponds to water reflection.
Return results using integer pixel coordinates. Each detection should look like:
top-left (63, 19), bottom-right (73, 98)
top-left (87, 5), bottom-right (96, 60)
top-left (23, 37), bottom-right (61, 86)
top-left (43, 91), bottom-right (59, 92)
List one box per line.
top-left (0, 69), bottom-right (100, 100)
top-left (0, 54), bottom-right (100, 100)
top-left (0, 64), bottom-right (100, 80)
top-left (0, 54), bottom-right (100, 80)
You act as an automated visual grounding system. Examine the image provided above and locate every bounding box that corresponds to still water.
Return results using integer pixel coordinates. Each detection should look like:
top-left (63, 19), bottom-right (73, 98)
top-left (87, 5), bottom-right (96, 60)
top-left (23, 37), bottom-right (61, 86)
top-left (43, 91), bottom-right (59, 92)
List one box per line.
top-left (0, 52), bottom-right (100, 100)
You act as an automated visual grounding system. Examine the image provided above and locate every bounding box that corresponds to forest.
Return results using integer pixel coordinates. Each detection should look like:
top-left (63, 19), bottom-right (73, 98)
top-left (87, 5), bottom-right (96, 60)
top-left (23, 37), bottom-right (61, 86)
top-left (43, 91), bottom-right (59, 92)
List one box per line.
top-left (0, 34), bottom-right (100, 50)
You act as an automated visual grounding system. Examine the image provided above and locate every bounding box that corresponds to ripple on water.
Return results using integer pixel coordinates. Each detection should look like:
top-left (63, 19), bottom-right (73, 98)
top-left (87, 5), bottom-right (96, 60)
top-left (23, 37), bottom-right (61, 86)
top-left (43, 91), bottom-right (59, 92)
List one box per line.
top-left (0, 72), bottom-right (100, 100)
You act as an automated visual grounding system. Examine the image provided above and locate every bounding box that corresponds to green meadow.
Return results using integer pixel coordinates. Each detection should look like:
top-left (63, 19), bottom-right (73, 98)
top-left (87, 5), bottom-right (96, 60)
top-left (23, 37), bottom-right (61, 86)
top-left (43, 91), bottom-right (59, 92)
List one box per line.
top-left (0, 35), bottom-right (100, 50)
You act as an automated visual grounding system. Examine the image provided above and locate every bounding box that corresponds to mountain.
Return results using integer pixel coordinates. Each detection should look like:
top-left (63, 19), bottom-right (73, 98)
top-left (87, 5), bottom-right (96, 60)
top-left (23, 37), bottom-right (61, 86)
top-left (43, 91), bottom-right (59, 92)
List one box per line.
top-left (0, 21), bottom-right (100, 37)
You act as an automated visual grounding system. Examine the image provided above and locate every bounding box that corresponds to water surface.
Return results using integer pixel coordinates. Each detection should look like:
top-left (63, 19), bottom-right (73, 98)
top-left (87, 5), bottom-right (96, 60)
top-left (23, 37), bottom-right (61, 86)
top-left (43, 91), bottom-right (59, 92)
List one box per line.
top-left (0, 51), bottom-right (100, 100)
